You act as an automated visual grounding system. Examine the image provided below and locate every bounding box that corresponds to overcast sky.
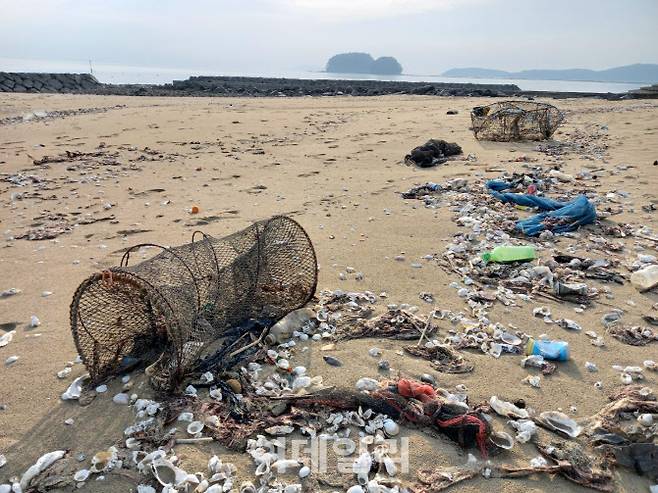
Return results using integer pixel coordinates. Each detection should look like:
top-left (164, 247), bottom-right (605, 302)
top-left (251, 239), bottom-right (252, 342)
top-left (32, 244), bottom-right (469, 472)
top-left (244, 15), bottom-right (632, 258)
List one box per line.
top-left (1, 0), bottom-right (657, 74)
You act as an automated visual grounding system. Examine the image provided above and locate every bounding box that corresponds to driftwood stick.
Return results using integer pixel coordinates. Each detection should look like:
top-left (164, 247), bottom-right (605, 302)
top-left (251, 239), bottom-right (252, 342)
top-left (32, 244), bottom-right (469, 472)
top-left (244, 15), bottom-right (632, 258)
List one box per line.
top-left (229, 326), bottom-right (269, 358)
top-left (175, 437), bottom-right (214, 444)
top-left (417, 310), bottom-right (435, 347)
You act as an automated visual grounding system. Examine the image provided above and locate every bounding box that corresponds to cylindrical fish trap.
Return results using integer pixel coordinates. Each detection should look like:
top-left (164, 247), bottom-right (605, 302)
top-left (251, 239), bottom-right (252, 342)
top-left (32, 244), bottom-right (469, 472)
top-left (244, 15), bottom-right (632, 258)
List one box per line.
top-left (70, 216), bottom-right (317, 390)
top-left (470, 101), bottom-right (563, 141)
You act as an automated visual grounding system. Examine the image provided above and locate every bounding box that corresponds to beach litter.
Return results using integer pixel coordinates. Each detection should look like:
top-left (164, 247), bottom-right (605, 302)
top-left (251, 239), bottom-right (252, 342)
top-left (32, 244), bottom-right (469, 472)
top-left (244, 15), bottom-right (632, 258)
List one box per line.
top-left (471, 101), bottom-right (564, 141)
top-left (69, 215), bottom-right (317, 390)
top-left (404, 139), bottom-right (462, 167)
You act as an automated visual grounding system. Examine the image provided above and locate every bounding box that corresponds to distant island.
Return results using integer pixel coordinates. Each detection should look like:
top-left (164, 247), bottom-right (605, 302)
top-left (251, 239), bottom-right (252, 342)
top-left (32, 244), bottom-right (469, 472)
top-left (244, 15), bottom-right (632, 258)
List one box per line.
top-left (442, 63), bottom-right (658, 84)
top-left (326, 53), bottom-right (403, 75)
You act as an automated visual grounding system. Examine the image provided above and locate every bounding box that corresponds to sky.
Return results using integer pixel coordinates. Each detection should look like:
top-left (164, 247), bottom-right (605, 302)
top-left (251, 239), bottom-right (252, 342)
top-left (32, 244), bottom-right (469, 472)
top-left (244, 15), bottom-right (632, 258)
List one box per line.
top-left (1, 0), bottom-right (657, 75)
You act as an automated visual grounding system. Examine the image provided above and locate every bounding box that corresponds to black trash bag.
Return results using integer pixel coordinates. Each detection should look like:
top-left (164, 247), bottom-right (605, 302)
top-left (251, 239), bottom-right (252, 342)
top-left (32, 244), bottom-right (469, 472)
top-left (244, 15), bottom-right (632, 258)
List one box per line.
top-left (405, 139), bottom-right (463, 167)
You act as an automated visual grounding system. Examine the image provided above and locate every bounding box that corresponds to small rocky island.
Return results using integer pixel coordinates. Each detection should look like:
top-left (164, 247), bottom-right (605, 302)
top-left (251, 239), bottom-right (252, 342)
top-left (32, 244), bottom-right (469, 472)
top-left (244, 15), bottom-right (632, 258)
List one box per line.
top-left (326, 52), bottom-right (403, 75)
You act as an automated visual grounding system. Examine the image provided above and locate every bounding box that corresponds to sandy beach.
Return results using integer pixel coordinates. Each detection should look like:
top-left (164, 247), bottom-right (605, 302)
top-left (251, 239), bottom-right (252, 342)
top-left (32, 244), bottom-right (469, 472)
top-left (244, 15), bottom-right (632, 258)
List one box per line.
top-left (1, 93), bottom-right (657, 492)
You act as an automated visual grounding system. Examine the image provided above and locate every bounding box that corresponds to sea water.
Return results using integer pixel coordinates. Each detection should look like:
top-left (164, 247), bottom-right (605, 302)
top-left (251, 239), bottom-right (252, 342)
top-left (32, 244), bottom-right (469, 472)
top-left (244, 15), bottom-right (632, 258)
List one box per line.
top-left (0, 57), bottom-right (646, 93)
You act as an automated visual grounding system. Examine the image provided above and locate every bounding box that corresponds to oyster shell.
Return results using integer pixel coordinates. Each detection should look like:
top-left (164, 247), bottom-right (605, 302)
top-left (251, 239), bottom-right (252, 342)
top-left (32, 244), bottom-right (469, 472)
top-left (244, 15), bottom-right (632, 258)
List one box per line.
top-left (537, 411), bottom-right (582, 438)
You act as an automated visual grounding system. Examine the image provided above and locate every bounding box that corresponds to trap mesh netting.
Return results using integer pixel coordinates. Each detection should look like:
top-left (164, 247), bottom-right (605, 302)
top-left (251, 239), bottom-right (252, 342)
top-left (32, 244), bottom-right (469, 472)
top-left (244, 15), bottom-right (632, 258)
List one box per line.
top-left (70, 216), bottom-right (317, 390)
top-left (470, 101), bottom-right (563, 141)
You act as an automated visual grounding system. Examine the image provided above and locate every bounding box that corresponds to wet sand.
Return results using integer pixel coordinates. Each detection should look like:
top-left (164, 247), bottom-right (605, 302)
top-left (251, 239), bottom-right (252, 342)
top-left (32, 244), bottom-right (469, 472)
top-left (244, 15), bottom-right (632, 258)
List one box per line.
top-left (0, 93), bottom-right (657, 492)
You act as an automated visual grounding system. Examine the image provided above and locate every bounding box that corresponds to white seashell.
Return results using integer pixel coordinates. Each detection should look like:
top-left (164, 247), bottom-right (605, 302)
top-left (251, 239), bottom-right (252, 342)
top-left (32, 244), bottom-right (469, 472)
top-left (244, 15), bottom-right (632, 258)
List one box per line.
top-left (382, 419), bottom-right (399, 437)
top-left (537, 411), bottom-right (582, 438)
top-left (209, 388), bottom-right (222, 400)
top-left (292, 366), bottom-right (306, 376)
top-left (508, 419), bottom-right (537, 443)
top-left (20, 451), bottom-right (66, 490)
top-left (0, 455), bottom-right (5, 468)
top-left (383, 456), bottom-right (397, 476)
top-left (352, 452), bottom-right (372, 485)
top-left (137, 486), bottom-right (156, 493)
top-left (30, 315), bottom-right (40, 327)
top-left (283, 485), bottom-right (302, 493)
top-left (4, 356), bottom-right (18, 365)
top-left (178, 412), bottom-right (194, 422)
top-left (638, 414), bottom-right (653, 426)
top-left (489, 343), bottom-right (502, 358)
top-left (95, 384), bottom-right (108, 393)
top-left (299, 465), bottom-right (310, 478)
top-left (620, 373), bottom-right (633, 385)
top-left (489, 396), bottom-right (529, 419)
top-left (0, 330), bottom-right (15, 348)
top-left (368, 347), bottom-right (382, 357)
top-left (530, 456), bottom-right (548, 468)
top-left (207, 455), bottom-right (221, 474)
top-left (61, 376), bottom-right (85, 400)
top-left (523, 375), bottom-right (541, 388)
top-left (57, 367), bottom-right (71, 379)
top-left (146, 403), bottom-right (160, 416)
top-left (125, 437), bottom-right (141, 450)
top-left (73, 469), bottom-right (90, 482)
top-left (196, 479), bottom-right (209, 492)
top-left (255, 461), bottom-right (270, 476)
top-left (265, 425), bottom-right (294, 436)
top-left (272, 459), bottom-right (300, 473)
top-left (151, 456), bottom-right (199, 489)
top-left (585, 362), bottom-right (598, 372)
top-left (500, 332), bottom-right (521, 345)
top-left (643, 360), bottom-right (657, 371)
top-left (112, 393), bottom-right (129, 405)
top-left (239, 482), bottom-right (256, 493)
top-left (187, 421), bottom-right (204, 435)
top-left (292, 376), bottom-right (312, 391)
top-left (347, 486), bottom-right (364, 493)
top-left (356, 378), bottom-right (379, 392)
top-left (489, 431), bottom-right (514, 450)
top-left (277, 358), bottom-right (290, 370)
top-left (184, 384), bottom-right (197, 396)
top-left (201, 371), bottom-right (214, 383)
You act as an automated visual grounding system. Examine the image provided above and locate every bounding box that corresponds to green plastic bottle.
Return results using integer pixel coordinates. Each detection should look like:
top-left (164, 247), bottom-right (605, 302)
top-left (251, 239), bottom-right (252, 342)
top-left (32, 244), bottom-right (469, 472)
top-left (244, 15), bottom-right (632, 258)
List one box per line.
top-left (482, 245), bottom-right (536, 263)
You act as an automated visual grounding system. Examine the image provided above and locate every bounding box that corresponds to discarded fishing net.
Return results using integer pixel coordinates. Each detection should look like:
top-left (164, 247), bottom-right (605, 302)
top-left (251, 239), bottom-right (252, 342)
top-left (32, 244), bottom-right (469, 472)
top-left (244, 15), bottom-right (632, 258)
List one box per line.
top-left (404, 139), bottom-right (462, 167)
top-left (70, 216), bottom-right (317, 390)
top-left (471, 101), bottom-right (563, 141)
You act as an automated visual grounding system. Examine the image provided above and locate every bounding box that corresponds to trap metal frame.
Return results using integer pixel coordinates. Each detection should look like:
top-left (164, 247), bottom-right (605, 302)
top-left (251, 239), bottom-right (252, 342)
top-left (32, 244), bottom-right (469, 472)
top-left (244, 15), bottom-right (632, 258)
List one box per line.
top-left (70, 216), bottom-right (317, 390)
top-left (471, 101), bottom-right (564, 141)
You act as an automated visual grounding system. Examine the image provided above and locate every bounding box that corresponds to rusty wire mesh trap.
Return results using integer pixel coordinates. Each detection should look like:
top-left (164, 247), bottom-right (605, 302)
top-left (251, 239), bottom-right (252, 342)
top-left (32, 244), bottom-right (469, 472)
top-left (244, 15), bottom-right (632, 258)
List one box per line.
top-left (70, 216), bottom-right (317, 390)
top-left (470, 101), bottom-right (563, 141)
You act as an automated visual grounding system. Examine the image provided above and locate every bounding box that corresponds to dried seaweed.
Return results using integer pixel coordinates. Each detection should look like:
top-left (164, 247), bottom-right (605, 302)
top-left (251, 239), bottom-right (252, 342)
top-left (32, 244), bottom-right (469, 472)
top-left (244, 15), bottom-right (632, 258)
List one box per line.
top-left (338, 309), bottom-right (429, 341)
top-left (500, 441), bottom-right (614, 492)
top-left (586, 385), bottom-right (658, 434)
top-left (404, 344), bottom-right (474, 373)
top-left (414, 466), bottom-right (480, 492)
top-left (607, 325), bottom-right (658, 346)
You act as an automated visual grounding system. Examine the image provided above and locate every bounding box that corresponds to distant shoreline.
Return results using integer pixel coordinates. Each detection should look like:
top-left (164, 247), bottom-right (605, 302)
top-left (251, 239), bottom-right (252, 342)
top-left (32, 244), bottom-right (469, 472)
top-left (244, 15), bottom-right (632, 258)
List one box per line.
top-left (0, 72), bottom-right (654, 100)
top-left (308, 70), bottom-right (649, 85)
